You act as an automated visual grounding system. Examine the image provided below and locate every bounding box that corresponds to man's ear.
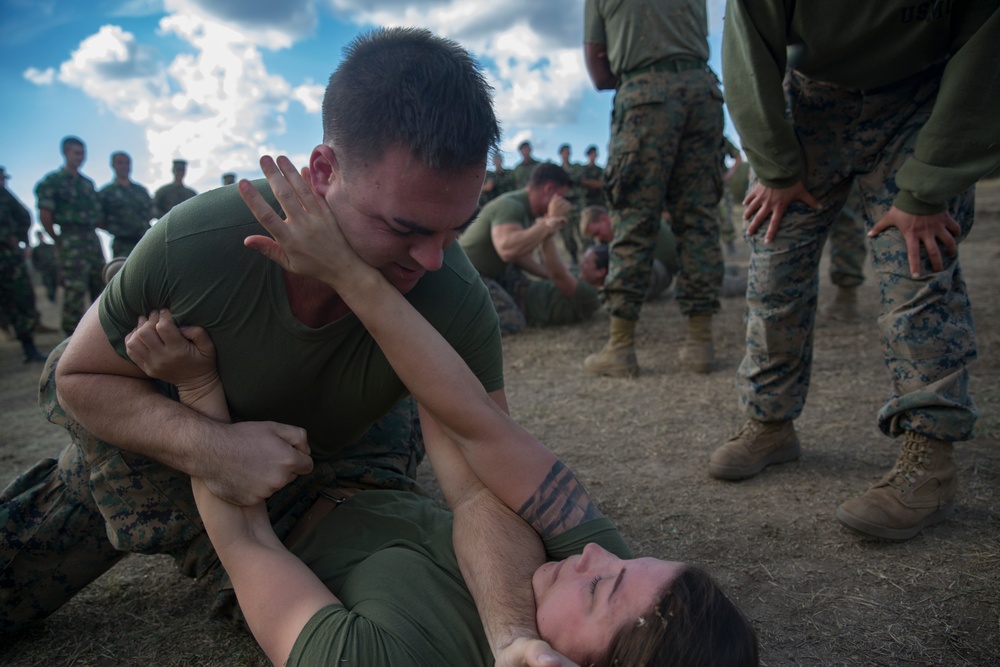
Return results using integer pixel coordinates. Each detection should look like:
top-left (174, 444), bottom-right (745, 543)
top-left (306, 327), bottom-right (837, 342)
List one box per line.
top-left (309, 145), bottom-right (340, 195)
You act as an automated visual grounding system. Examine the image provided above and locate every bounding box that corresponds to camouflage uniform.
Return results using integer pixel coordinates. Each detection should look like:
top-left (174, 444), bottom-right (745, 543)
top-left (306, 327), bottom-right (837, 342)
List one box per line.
top-left (34, 169), bottom-right (104, 336)
top-left (510, 158), bottom-right (539, 189)
top-left (0, 340), bottom-right (427, 632)
top-left (738, 67), bottom-right (978, 441)
top-left (826, 183), bottom-right (867, 288)
top-left (29, 242), bottom-right (58, 304)
top-left (717, 136), bottom-right (741, 246)
top-left (603, 65), bottom-right (725, 320)
top-left (560, 162), bottom-right (584, 264)
top-left (0, 187), bottom-right (39, 338)
top-left (99, 180), bottom-right (153, 257)
top-left (580, 163), bottom-right (606, 208)
top-left (479, 274), bottom-right (527, 336)
top-left (153, 183), bottom-right (197, 218)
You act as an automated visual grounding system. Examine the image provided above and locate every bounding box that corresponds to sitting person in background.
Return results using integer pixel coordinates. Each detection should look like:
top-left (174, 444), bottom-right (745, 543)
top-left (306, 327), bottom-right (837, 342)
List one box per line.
top-left (122, 153), bottom-right (759, 666)
top-left (459, 162), bottom-right (574, 334)
top-left (580, 206), bottom-right (676, 300)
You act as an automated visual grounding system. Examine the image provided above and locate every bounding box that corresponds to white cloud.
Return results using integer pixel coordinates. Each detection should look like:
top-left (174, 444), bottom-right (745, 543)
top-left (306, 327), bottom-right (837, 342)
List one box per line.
top-left (292, 82), bottom-right (325, 114)
top-left (166, 0), bottom-right (317, 49)
top-left (23, 66), bottom-right (56, 85)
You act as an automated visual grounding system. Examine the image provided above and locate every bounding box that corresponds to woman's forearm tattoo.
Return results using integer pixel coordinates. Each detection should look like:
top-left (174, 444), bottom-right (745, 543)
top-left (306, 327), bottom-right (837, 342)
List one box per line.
top-left (516, 461), bottom-right (602, 538)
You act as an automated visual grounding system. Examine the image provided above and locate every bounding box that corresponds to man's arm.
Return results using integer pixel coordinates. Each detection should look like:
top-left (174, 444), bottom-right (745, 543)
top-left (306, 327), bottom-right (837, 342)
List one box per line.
top-left (513, 252), bottom-right (550, 280)
top-left (584, 43), bottom-right (616, 90)
top-left (38, 208), bottom-right (57, 242)
top-left (56, 304), bottom-right (313, 505)
top-left (491, 219), bottom-right (559, 263)
top-left (539, 236), bottom-right (578, 299)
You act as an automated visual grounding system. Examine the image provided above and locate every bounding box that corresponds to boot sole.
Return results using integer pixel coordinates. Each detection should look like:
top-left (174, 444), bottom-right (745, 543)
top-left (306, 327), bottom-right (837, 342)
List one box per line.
top-left (584, 365), bottom-right (639, 378)
top-left (835, 502), bottom-right (955, 541)
top-left (708, 441), bottom-right (801, 480)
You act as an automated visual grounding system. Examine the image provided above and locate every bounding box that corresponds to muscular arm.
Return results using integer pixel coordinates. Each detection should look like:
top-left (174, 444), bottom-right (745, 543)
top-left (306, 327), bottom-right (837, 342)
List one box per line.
top-left (513, 251), bottom-right (550, 280)
top-left (56, 304), bottom-right (313, 505)
top-left (540, 236), bottom-right (578, 299)
top-left (584, 43), bottom-right (617, 90)
top-left (491, 220), bottom-right (556, 263)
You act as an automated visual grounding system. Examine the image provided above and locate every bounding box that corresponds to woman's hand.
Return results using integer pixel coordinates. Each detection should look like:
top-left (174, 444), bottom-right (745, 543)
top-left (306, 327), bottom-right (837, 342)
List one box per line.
top-left (239, 155), bottom-right (372, 293)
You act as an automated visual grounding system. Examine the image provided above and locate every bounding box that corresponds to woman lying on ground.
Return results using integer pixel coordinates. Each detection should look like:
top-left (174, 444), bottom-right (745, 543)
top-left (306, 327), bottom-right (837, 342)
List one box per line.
top-left (123, 155), bottom-right (759, 667)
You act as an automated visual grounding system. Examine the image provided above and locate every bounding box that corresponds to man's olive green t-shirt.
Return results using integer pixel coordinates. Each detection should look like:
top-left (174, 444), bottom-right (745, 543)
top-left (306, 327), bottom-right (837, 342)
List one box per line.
top-left (99, 181), bottom-right (504, 459)
top-left (524, 279), bottom-right (599, 327)
top-left (459, 190), bottom-right (533, 279)
top-left (287, 490), bottom-right (631, 667)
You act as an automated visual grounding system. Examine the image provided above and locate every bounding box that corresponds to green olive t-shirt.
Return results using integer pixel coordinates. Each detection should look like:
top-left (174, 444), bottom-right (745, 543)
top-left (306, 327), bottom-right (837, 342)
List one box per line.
top-left (99, 181), bottom-right (504, 459)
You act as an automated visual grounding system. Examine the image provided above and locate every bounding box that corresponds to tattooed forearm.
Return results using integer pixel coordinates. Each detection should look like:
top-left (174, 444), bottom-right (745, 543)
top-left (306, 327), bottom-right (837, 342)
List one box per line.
top-left (516, 461), bottom-right (603, 538)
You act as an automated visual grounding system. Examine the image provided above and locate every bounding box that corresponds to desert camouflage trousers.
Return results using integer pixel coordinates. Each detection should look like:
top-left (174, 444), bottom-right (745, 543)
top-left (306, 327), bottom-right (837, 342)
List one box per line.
top-left (603, 67), bottom-right (725, 320)
top-left (0, 340), bottom-right (426, 634)
top-left (0, 246), bottom-right (39, 338)
top-left (57, 232), bottom-right (105, 336)
top-left (738, 66), bottom-right (978, 441)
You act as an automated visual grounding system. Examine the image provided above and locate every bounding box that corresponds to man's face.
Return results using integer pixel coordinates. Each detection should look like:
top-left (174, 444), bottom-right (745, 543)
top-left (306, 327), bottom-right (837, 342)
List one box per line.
top-left (532, 543), bottom-right (685, 664)
top-left (588, 214), bottom-right (613, 243)
top-left (579, 247), bottom-right (606, 286)
top-left (559, 147), bottom-right (570, 163)
top-left (174, 165), bottom-right (186, 181)
top-left (492, 154), bottom-right (503, 171)
top-left (64, 144), bottom-right (86, 170)
top-left (519, 144), bottom-right (532, 160)
top-left (112, 154), bottom-right (131, 180)
top-left (322, 145), bottom-right (484, 294)
top-left (587, 149), bottom-right (597, 165)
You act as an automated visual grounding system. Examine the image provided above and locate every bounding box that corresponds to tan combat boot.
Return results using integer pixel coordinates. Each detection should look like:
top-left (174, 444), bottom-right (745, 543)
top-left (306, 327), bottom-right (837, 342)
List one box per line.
top-left (836, 433), bottom-right (956, 540)
top-left (825, 286), bottom-right (860, 322)
top-left (679, 314), bottom-right (715, 373)
top-left (709, 419), bottom-right (801, 480)
top-left (583, 316), bottom-right (639, 378)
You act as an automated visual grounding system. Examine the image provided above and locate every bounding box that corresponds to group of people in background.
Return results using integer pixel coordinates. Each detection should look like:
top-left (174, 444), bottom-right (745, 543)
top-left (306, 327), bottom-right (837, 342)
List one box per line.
top-left (0, 139), bottom-right (246, 360)
top-left (1, 0), bottom-right (997, 664)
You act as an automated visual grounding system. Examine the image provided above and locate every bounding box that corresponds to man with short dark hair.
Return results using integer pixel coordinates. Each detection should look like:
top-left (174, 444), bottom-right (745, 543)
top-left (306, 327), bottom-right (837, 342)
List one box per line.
top-left (579, 145), bottom-right (605, 209)
top-left (153, 158), bottom-right (196, 218)
top-left (35, 136), bottom-right (105, 336)
top-left (1, 30), bottom-right (607, 663)
top-left (460, 163), bottom-right (573, 334)
top-left (99, 152), bottom-right (153, 257)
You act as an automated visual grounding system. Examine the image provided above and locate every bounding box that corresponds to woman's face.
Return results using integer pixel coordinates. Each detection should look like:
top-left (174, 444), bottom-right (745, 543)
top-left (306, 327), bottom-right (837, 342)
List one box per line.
top-left (532, 543), bottom-right (685, 663)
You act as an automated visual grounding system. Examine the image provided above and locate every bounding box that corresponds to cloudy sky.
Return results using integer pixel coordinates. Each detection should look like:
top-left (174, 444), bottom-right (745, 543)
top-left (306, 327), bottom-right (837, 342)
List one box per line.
top-left (1, 0), bottom-right (730, 248)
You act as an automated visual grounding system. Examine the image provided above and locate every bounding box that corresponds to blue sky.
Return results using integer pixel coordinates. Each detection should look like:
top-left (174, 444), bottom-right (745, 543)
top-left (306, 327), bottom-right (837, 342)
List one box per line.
top-left (1, 0), bottom-right (731, 250)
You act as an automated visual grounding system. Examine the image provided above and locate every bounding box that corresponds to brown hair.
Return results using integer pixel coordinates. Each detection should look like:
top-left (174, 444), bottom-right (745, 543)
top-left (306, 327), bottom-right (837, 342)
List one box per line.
top-left (592, 566), bottom-right (758, 667)
top-left (579, 205), bottom-right (609, 240)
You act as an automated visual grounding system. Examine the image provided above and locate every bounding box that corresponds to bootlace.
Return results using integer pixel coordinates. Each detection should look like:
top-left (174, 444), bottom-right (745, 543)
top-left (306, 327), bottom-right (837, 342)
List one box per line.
top-left (885, 433), bottom-right (932, 489)
top-left (737, 419), bottom-right (760, 440)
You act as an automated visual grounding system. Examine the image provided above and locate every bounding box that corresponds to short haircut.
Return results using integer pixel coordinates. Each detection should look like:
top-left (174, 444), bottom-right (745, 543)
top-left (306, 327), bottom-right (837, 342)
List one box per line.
top-left (527, 162), bottom-right (572, 188)
top-left (322, 27), bottom-right (499, 172)
top-left (518, 140), bottom-right (532, 150)
top-left (586, 145), bottom-right (598, 155)
top-left (589, 243), bottom-right (609, 272)
top-left (110, 151), bottom-right (130, 163)
top-left (558, 143), bottom-right (570, 153)
top-left (61, 136), bottom-right (84, 152)
top-left (579, 204), bottom-right (609, 239)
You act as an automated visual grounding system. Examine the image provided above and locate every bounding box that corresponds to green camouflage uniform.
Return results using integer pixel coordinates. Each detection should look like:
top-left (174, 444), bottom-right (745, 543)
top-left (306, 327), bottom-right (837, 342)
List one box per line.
top-left (827, 183), bottom-right (867, 288)
top-left (717, 136), bottom-right (742, 245)
top-left (723, 0), bottom-right (999, 439)
top-left (560, 162), bottom-right (584, 264)
top-left (586, 0), bottom-right (725, 321)
top-left (580, 163), bottom-right (606, 208)
top-left (34, 169), bottom-right (104, 335)
top-left (0, 187), bottom-right (39, 337)
top-left (480, 168), bottom-right (514, 207)
top-left (30, 242), bottom-right (58, 303)
top-left (99, 180), bottom-right (153, 257)
top-left (510, 157), bottom-right (540, 189)
top-left (153, 183), bottom-right (197, 218)
top-left (0, 340), bottom-right (426, 632)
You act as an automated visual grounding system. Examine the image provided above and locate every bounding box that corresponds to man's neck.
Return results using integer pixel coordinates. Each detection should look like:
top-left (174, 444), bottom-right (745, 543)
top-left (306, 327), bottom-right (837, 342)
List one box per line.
top-left (64, 165), bottom-right (80, 176)
top-left (116, 177), bottom-right (131, 187)
top-left (173, 178), bottom-right (184, 187)
top-left (284, 271), bottom-right (351, 327)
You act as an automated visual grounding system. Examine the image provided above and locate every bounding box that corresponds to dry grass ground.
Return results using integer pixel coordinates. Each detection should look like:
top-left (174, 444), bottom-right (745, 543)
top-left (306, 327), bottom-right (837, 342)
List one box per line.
top-left (1, 182), bottom-right (998, 666)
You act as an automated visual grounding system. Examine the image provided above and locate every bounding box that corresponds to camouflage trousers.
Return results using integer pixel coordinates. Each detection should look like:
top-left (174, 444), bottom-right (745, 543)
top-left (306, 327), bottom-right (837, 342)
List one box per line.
top-left (0, 340), bottom-right (426, 634)
top-left (0, 246), bottom-right (39, 338)
top-left (718, 186), bottom-right (736, 244)
top-left (826, 182), bottom-right (867, 288)
top-left (480, 268), bottom-right (531, 336)
top-left (738, 65), bottom-right (978, 441)
top-left (603, 67), bottom-right (725, 320)
top-left (57, 232), bottom-right (105, 336)
top-left (560, 209), bottom-right (582, 265)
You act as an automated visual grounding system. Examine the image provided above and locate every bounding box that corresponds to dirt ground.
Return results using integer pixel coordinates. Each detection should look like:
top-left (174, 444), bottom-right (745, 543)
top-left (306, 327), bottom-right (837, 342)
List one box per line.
top-left (1, 183), bottom-right (998, 666)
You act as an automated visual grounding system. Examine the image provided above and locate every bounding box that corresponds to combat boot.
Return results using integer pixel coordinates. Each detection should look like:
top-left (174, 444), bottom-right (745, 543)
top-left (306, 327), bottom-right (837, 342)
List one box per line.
top-left (584, 316), bottom-right (639, 378)
top-left (709, 419), bottom-right (800, 480)
top-left (679, 314), bottom-right (714, 373)
top-left (18, 332), bottom-right (47, 363)
top-left (825, 286), bottom-right (860, 322)
top-left (836, 433), bottom-right (956, 541)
